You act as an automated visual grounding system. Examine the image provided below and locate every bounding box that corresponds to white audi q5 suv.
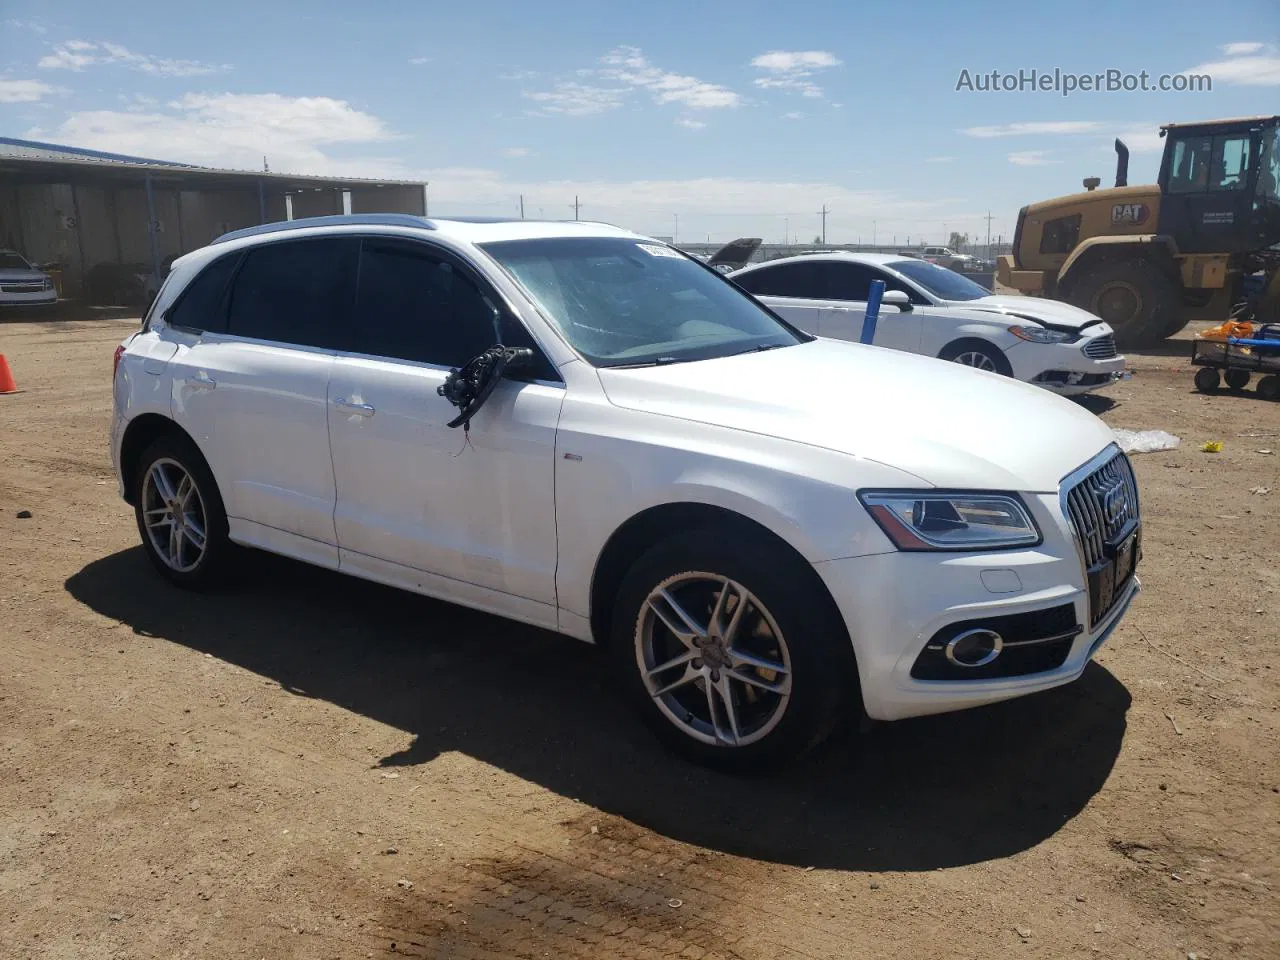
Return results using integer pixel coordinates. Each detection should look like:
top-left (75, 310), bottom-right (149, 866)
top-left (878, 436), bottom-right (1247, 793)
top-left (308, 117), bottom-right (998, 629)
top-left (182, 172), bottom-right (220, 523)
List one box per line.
top-left (111, 214), bottom-right (1141, 770)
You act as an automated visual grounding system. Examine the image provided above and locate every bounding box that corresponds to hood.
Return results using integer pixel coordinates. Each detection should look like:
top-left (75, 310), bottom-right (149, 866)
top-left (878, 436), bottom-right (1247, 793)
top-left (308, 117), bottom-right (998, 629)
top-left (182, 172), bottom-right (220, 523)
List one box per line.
top-left (597, 339), bottom-right (1117, 492)
top-left (957, 295), bottom-right (1105, 331)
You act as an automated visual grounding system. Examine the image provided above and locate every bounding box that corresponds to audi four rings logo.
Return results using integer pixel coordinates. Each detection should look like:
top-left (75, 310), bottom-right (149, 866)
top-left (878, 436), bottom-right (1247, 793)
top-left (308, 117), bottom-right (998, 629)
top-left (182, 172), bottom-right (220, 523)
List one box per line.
top-left (1102, 482), bottom-right (1129, 526)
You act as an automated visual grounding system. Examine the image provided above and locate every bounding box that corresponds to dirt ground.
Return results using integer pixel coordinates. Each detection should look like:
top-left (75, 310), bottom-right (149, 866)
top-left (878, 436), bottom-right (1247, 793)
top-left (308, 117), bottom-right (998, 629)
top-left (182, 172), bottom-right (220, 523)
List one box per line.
top-left (1, 316), bottom-right (1277, 960)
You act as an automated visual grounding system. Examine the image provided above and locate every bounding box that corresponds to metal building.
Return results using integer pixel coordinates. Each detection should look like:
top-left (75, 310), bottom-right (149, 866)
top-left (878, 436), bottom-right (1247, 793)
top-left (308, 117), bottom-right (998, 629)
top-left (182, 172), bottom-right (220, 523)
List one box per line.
top-left (0, 138), bottom-right (427, 305)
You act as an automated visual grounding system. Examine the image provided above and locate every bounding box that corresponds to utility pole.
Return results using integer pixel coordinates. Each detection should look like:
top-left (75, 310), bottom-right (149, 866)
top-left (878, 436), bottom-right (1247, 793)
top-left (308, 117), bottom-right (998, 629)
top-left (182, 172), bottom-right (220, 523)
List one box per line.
top-left (673, 213), bottom-right (678, 243)
top-left (819, 203), bottom-right (829, 245)
top-left (263, 155), bottom-right (269, 173)
top-left (572, 195), bottom-right (580, 220)
top-left (984, 210), bottom-right (995, 257)
top-left (872, 220), bottom-right (877, 247)
top-left (520, 194), bottom-right (525, 219)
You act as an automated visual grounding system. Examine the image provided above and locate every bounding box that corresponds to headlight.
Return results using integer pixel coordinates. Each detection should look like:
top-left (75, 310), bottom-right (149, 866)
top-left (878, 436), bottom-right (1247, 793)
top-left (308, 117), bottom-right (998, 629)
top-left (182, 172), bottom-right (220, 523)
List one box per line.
top-left (859, 492), bottom-right (1041, 551)
top-left (1009, 324), bottom-right (1075, 344)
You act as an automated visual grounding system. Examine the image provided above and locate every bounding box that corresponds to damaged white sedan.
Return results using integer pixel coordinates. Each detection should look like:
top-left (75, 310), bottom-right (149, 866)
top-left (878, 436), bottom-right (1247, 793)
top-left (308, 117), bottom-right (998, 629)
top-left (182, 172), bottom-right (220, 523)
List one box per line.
top-left (731, 252), bottom-right (1126, 396)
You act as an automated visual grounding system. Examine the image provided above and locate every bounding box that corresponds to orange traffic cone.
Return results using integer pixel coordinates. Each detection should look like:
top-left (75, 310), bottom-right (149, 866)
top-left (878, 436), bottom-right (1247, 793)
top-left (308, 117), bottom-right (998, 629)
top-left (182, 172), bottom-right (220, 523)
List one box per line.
top-left (0, 355), bottom-right (19, 395)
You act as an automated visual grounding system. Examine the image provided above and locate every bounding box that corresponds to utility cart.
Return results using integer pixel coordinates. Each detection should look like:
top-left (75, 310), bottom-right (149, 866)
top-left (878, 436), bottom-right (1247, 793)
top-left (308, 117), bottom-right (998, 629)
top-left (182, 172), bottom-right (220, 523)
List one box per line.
top-left (1191, 327), bottom-right (1280, 401)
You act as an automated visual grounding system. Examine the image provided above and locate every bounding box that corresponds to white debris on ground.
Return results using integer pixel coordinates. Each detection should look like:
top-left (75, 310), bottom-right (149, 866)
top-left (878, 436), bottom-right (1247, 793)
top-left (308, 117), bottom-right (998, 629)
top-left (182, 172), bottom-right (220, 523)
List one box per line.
top-left (1113, 428), bottom-right (1181, 454)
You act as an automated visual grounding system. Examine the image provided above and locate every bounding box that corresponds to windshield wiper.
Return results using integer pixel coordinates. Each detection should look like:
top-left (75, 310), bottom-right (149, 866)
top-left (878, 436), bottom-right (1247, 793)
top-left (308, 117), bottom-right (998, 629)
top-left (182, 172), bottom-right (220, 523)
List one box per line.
top-left (608, 356), bottom-right (688, 369)
top-left (728, 342), bottom-right (787, 357)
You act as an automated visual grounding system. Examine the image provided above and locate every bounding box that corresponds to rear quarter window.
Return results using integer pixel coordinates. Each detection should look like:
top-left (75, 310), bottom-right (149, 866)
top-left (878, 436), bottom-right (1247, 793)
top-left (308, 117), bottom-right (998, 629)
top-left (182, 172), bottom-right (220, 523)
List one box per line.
top-left (164, 254), bottom-right (241, 333)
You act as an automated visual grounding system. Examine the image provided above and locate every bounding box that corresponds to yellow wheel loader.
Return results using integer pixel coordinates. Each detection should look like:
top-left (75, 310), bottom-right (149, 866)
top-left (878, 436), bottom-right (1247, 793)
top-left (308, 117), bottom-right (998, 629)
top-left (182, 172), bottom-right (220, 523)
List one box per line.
top-left (997, 115), bottom-right (1280, 348)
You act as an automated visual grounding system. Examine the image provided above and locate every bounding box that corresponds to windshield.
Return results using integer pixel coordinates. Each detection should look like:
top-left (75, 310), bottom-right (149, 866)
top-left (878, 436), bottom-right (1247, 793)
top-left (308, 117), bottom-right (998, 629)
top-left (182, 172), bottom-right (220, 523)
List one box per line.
top-left (479, 236), bottom-right (805, 367)
top-left (0, 252), bottom-right (33, 271)
top-left (886, 259), bottom-right (990, 301)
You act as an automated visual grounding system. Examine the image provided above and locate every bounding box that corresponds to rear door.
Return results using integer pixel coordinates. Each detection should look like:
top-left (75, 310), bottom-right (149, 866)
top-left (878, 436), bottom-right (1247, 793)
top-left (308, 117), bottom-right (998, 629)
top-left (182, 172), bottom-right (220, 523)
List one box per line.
top-left (328, 237), bottom-right (564, 608)
top-left (730, 260), bottom-right (825, 333)
top-left (167, 236), bottom-right (357, 565)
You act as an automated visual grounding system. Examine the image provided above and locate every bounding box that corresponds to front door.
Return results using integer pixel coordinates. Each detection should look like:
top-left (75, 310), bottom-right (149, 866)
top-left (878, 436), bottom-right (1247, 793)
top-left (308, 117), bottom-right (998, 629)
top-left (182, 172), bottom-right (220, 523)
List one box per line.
top-left (1159, 128), bottom-right (1260, 254)
top-left (327, 237), bottom-right (564, 609)
top-left (816, 262), bottom-right (923, 352)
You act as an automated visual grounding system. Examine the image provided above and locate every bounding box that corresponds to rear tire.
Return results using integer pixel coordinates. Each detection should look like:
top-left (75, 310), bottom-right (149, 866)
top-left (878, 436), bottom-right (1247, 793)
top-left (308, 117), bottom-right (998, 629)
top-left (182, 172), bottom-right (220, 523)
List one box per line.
top-left (609, 527), bottom-right (856, 774)
top-left (1258, 375), bottom-right (1280, 402)
top-left (132, 433), bottom-right (232, 589)
top-left (1068, 259), bottom-right (1180, 349)
top-left (1194, 367), bottom-right (1221, 393)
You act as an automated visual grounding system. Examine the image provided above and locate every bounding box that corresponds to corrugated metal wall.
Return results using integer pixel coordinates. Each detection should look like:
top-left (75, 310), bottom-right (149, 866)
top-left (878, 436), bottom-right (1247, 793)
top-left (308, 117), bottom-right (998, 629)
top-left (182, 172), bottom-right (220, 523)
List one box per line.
top-left (0, 173), bottom-right (426, 303)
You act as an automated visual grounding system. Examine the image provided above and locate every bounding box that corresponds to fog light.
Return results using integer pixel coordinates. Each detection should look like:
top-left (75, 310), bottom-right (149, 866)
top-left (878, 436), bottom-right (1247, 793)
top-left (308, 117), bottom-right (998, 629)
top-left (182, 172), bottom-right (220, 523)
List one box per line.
top-left (944, 628), bottom-right (1004, 667)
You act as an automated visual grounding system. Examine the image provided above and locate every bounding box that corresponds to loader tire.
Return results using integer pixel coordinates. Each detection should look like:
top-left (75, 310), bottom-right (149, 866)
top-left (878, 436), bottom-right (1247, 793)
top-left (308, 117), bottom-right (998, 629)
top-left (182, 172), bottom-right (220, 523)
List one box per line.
top-left (1068, 259), bottom-right (1180, 350)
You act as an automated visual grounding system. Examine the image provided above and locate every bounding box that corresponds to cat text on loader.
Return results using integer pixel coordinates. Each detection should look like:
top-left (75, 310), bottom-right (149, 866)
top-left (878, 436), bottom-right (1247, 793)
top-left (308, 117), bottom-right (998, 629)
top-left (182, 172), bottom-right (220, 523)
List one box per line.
top-left (997, 115), bottom-right (1280, 348)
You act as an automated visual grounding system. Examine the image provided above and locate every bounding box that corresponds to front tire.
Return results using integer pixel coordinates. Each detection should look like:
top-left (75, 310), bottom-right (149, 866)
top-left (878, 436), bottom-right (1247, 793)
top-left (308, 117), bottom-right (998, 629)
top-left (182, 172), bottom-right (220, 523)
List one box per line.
top-left (1068, 259), bottom-right (1180, 349)
top-left (133, 433), bottom-right (231, 589)
top-left (610, 528), bottom-right (855, 773)
top-left (939, 340), bottom-right (1012, 376)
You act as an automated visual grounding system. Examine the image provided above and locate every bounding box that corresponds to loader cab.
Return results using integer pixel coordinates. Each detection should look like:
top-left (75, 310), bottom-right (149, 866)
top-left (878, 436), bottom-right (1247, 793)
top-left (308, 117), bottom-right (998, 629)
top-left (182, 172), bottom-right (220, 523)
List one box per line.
top-left (1157, 116), bottom-right (1280, 255)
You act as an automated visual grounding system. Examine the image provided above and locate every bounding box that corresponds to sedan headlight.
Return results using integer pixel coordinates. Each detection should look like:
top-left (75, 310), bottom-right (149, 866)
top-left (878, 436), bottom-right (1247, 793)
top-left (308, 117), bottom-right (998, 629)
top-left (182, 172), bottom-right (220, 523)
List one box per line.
top-left (1009, 325), bottom-right (1076, 344)
top-left (859, 492), bottom-right (1041, 551)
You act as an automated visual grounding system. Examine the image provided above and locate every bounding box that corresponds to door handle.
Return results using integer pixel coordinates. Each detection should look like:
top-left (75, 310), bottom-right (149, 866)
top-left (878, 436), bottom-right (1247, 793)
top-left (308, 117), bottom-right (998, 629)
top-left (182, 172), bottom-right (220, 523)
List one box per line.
top-left (185, 373), bottom-right (217, 389)
top-left (333, 397), bottom-right (376, 416)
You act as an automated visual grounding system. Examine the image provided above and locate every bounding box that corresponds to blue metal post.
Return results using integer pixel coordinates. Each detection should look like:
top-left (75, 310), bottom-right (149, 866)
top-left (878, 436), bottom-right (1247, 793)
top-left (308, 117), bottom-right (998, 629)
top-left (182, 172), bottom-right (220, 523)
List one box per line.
top-left (860, 279), bottom-right (886, 344)
top-left (143, 174), bottom-right (162, 290)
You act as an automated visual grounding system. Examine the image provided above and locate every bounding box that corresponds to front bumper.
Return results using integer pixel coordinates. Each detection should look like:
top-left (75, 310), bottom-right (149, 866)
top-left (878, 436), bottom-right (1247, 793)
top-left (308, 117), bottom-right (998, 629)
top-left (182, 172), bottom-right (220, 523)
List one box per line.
top-left (1008, 341), bottom-right (1127, 396)
top-left (813, 493), bottom-right (1139, 722)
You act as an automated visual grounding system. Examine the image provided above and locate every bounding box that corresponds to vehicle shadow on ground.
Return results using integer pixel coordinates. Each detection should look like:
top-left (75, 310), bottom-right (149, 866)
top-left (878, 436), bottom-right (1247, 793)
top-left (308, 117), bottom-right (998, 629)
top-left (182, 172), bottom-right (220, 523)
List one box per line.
top-left (67, 547), bottom-right (1131, 872)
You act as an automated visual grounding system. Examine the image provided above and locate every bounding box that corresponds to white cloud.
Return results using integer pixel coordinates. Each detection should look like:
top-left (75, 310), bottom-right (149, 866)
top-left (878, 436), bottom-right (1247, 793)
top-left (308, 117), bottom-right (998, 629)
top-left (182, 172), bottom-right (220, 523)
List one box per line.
top-left (1110, 124), bottom-right (1165, 153)
top-left (1008, 150), bottom-right (1058, 166)
top-left (598, 46), bottom-right (740, 109)
top-left (499, 70), bottom-right (539, 81)
top-left (782, 112), bottom-right (804, 120)
top-left (676, 118), bottom-right (706, 129)
top-left (1185, 53), bottom-right (1280, 85)
top-left (1221, 42), bottom-right (1263, 55)
top-left (408, 56), bottom-right (432, 66)
top-left (32, 93), bottom-right (399, 174)
top-left (522, 81), bottom-right (628, 116)
top-left (38, 40), bottom-right (227, 77)
top-left (523, 47), bottom-right (739, 116)
top-left (502, 146), bottom-right (534, 157)
top-left (924, 155), bottom-right (955, 163)
top-left (0, 78), bottom-right (65, 103)
top-left (751, 50), bottom-right (841, 99)
top-left (5, 18), bottom-right (48, 34)
top-left (964, 121), bottom-right (1104, 137)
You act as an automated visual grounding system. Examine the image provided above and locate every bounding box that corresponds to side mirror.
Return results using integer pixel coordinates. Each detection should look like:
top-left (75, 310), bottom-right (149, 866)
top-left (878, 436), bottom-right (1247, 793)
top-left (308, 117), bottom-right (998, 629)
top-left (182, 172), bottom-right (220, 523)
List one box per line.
top-left (881, 289), bottom-right (913, 312)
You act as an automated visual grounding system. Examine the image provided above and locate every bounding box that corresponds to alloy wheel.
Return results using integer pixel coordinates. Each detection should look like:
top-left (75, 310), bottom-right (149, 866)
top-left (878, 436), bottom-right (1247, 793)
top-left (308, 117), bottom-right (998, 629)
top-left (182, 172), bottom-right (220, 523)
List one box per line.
top-left (952, 351), bottom-right (999, 372)
top-left (141, 458), bottom-right (208, 573)
top-left (635, 571), bottom-right (793, 748)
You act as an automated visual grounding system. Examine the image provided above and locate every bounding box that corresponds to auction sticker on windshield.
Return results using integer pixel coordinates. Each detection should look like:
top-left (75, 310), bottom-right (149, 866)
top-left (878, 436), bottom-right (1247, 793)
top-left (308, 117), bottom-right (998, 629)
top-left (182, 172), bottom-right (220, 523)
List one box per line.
top-left (636, 243), bottom-right (685, 258)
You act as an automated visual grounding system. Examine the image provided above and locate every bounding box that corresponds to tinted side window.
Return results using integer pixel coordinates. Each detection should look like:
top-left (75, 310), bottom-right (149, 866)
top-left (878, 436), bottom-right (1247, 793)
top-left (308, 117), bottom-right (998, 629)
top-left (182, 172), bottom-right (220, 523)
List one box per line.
top-left (824, 263), bottom-right (877, 301)
top-left (732, 261), bottom-right (823, 298)
top-left (353, 239), bottom-right (502, 368)
top-left (166, 253), bottom-right (240, 333)
top-left (226, 238), bottom-right (358, 348)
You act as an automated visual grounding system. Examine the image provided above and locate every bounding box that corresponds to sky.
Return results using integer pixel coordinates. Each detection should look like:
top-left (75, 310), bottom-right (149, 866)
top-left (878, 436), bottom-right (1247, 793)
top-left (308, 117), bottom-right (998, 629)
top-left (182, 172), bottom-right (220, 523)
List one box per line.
top-left (2, 0), bottom-right (1278, 246)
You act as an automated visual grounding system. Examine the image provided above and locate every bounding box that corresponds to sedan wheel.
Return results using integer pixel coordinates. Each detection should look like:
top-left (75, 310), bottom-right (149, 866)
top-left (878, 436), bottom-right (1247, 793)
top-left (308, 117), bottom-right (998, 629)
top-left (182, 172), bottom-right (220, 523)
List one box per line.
top-left (141, 458), bottom-right (209, 573)
top-left (636, 572), bottom-right (793, 748)
top-left (952, 350), bottom-right (1000, 372)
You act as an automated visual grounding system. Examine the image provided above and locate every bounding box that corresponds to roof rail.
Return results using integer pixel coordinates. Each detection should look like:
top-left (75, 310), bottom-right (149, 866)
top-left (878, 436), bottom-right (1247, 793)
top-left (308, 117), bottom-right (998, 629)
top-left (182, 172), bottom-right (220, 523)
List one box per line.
top-left (211, 213), bottom-right (434, 245)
